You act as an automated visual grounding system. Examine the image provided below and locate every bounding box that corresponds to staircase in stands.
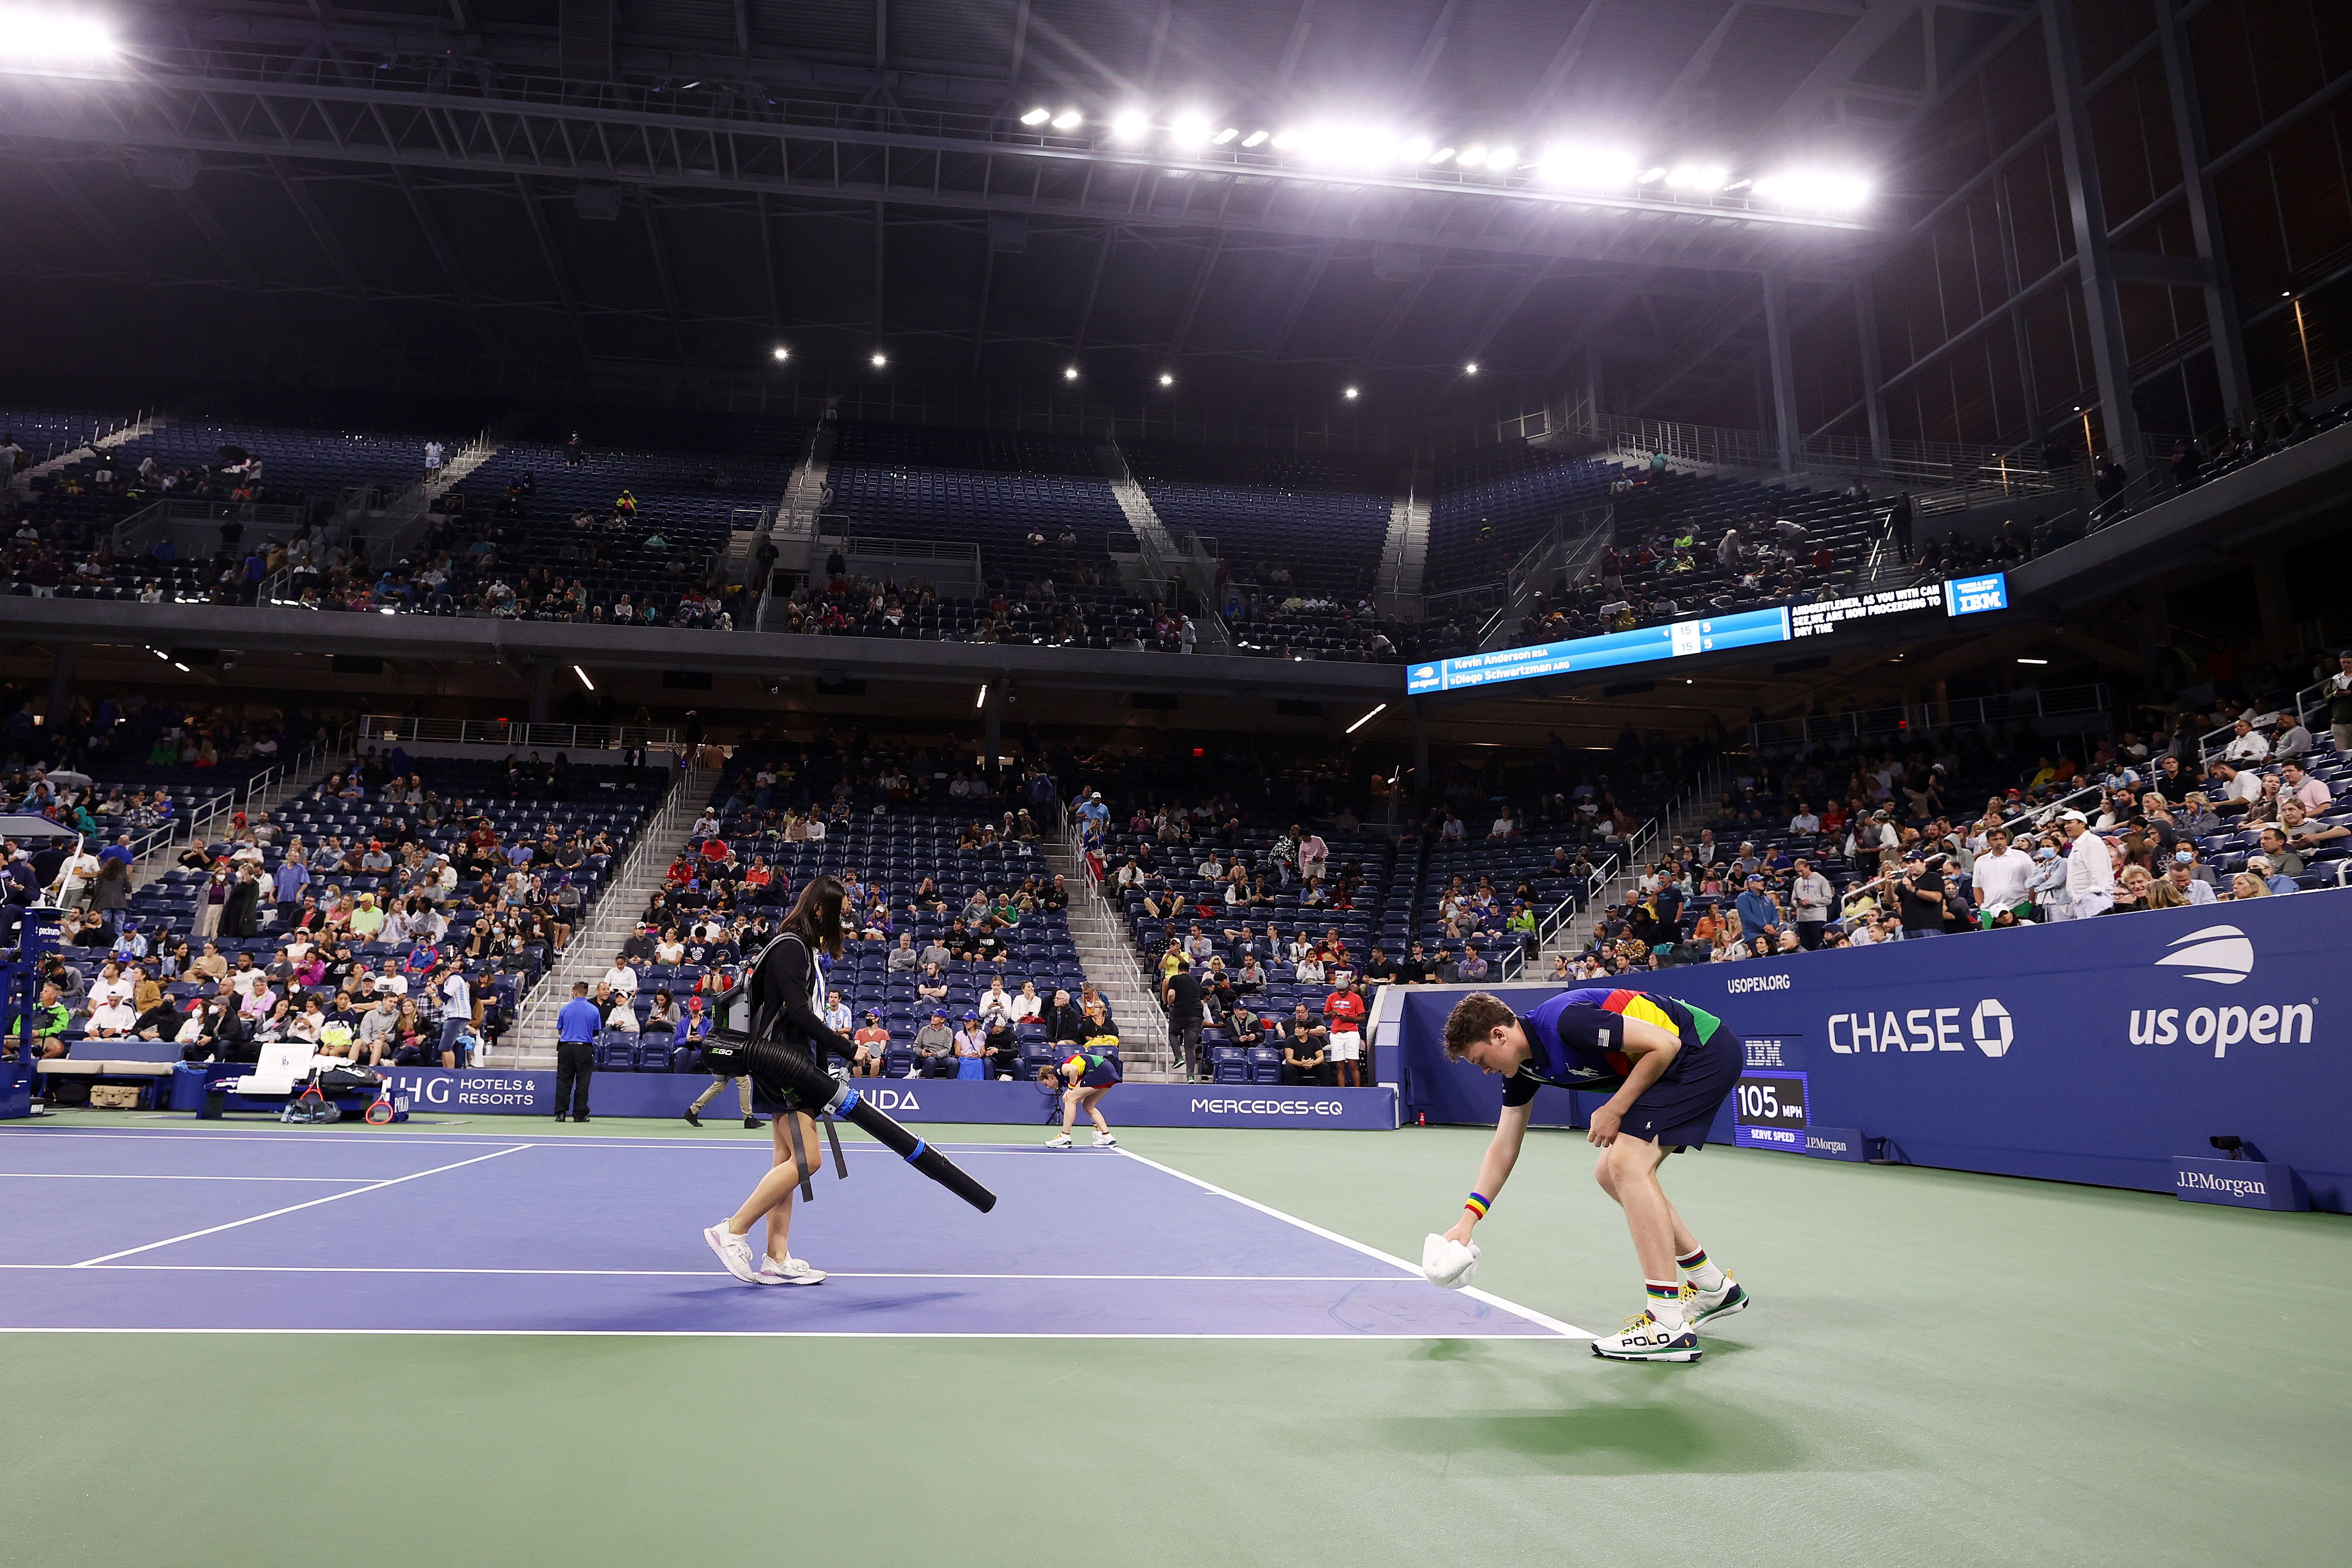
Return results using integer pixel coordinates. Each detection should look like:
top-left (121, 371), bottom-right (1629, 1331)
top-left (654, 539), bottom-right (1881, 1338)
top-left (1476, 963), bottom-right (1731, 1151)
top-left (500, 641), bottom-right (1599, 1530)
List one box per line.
top-left (500, 766), bottom-right (709, 1069)
top-left (1041, 828), bottom-right (1178, 1081)
top-left (1535, 762), bottom-right (1728, 972)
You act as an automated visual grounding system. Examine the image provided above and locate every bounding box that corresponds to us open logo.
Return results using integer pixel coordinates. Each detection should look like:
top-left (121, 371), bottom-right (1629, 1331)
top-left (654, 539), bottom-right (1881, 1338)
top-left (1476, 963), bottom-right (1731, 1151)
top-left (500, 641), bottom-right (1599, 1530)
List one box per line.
top-left (2154, 924), bottom-right (2254, 985)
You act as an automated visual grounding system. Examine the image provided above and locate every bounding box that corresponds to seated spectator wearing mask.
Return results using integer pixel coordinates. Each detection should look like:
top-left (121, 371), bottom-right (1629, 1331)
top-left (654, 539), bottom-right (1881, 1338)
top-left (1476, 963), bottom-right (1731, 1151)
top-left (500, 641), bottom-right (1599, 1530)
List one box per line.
top-left (2164, 850), bottom-right (2217, 904)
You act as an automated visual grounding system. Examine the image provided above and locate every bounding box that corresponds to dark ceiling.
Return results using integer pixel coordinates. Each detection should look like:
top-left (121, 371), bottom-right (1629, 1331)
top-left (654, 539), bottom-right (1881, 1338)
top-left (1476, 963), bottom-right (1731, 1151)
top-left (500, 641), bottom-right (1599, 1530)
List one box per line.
top-left (0, 0), bottom-right (2021, 428)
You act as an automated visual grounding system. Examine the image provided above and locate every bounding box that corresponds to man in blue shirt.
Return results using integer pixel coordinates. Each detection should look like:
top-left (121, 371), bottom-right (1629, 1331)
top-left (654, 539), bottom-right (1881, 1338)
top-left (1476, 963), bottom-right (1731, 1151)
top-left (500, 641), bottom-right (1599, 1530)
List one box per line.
top-left (272, 854), bottom-right (310, 927)
top-left (555, 981), bottom-right (603, 1123)
top-left (1733, 874), bottom-right (1782, 947)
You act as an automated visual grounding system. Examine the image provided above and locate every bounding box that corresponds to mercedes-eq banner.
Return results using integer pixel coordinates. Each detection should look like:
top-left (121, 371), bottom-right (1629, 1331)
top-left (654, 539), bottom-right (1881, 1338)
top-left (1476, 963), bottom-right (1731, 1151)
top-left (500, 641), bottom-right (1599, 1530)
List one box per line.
top-left (1396, 889), bottom-right (2352, 1209)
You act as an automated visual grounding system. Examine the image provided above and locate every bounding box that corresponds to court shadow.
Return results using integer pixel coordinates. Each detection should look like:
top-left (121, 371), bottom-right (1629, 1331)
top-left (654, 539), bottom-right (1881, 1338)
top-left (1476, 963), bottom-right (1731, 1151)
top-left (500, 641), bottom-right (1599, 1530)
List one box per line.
top-left (1369, 1400), bottom-right (1813, 1474)
top-left (1406, 1339), bottom-right (1489, 1363)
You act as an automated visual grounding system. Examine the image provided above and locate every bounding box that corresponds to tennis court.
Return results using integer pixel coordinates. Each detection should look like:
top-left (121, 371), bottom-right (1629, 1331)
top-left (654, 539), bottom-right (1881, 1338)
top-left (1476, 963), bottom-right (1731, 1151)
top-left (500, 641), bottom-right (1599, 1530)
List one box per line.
top-left (3, 1112), bottom-right (2346, 1568)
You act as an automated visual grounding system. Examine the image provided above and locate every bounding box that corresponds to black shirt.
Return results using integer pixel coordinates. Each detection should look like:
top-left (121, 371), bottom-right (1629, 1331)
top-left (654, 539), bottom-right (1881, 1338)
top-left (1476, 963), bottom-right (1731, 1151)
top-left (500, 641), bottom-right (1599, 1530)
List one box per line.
top-left (1896, 867), bottom-right (1946, 931)
top-left (1165, 971), bottom-right (1204, 1026)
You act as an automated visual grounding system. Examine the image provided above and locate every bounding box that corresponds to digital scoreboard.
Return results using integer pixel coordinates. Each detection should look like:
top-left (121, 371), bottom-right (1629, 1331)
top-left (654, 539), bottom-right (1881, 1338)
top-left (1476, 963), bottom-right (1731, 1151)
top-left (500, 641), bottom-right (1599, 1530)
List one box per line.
top-left (1403, 572), bottom-right (2010, 698)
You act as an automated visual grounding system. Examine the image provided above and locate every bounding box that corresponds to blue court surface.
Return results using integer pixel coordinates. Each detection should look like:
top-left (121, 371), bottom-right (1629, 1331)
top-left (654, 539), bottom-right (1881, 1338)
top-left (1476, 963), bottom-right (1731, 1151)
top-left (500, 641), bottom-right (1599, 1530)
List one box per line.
top-left (0, 1124), bottom-right (1587, 1340)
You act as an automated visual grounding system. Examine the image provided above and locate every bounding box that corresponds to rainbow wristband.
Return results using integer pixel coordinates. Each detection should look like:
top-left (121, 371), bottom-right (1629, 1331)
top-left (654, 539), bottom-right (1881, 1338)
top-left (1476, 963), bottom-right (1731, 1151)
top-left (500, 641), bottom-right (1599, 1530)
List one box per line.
top-left (1463, 1192), bottom-right (1491, 1220)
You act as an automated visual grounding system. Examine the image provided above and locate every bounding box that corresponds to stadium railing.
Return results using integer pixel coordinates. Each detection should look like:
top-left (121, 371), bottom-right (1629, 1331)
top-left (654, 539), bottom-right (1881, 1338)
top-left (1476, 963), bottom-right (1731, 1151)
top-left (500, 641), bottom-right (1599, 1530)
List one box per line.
top-left (1748, 685), bottom-right (2112, 752)
top-left (356, 715), bottom-right (682, 752)
top-left (2197, 676), bottom-right (2335, 763)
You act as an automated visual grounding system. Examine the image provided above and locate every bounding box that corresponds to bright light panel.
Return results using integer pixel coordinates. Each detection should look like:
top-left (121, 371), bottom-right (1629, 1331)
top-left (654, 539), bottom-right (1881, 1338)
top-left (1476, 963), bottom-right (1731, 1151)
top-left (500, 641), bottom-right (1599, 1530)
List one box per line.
top-left (1020, 106), bottom-right (1051, 126)
top-left (1051, 109), bottom-right (1083, 130)
top-left (1110, 109), bottom-right (1151, 142)
top-left (1485, 144), bottom-right (1518, 172)
top-left (1212, 127), bottom-right (1239, 145)
top-left (1458, 144), bottom-right (1488, 169)
top-left (870, 352), bottom-right (887, 367)
top-left (1536, 143), bottom-right (1640, 189)
top-left (1753, 169), bottom-right (1871, 210)
top-left (1342, 386), bottom-right (1360, 399)
top-left (1159, 373), bottom-right (1174, 387)
top-left (0, 7), bottom-right (115, 61)
top-left (1169, 111), bottom-right (1213, 149)
top-left (771, 346), bottom-right (789, 361)
top-left (1664, 162), bottom-right (1730, 192)
top-left (1063, 366), bottom-right (1079, 380)
top-left (1241, 129), bottom-right (1269, 148)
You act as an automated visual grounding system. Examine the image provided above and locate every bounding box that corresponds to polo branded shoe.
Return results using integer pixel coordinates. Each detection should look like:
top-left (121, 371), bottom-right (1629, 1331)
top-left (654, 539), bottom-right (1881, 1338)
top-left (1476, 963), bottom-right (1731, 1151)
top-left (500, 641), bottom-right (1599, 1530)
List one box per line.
top-left (1590, 1312), bottom-right (1702, 1363)
top-left (756, 1254), bottom-right (825, 1286)
top-left (1684, 1274), bottom-right (1749, 1328)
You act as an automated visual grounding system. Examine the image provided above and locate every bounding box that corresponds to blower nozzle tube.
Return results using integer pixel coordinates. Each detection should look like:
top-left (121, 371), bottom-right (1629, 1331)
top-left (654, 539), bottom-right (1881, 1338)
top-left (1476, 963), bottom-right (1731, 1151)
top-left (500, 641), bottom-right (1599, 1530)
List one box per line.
top-left (738, 1036), bottom-right (998, 1214)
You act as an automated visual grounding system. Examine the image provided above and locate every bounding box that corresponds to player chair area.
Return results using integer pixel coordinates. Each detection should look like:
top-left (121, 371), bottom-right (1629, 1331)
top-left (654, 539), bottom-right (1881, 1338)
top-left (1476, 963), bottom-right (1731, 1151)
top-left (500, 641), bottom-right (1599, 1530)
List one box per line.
top-left (0, 1124), bottom-right (1584, 1340)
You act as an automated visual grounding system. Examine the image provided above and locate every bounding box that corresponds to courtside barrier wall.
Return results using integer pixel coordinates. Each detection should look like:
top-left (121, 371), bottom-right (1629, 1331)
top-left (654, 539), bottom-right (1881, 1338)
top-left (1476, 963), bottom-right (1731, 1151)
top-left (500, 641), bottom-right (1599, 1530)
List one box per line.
top-left (168, 1067), bottom-right (1397, 1131)
top-left (1395, 890), bottom-right (2352, 1211)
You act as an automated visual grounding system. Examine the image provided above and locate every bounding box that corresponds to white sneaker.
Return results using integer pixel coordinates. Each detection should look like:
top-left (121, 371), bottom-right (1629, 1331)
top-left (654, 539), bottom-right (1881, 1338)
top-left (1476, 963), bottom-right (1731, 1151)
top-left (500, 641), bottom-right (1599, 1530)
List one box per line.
top-left (1092, 1131), bottom-right (1118, 1148)
top-left (1044, 1133), bottom-right (1073, 1149)
top-left (756, 1254), bottom-right (826, 1286)
top-left (1683, 1272), bottom-right (1749, 1328)
top-left (1590, 1312), bottom-right (1701, 1363)
top-left (704, 1223), bottom-right (759, 1284)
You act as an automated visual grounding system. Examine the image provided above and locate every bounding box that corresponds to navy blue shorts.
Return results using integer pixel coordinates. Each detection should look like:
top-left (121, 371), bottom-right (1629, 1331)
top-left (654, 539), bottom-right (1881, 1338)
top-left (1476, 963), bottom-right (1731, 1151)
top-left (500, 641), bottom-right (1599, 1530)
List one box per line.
top-left (1618, 1028), bottom-right (1742, 1151)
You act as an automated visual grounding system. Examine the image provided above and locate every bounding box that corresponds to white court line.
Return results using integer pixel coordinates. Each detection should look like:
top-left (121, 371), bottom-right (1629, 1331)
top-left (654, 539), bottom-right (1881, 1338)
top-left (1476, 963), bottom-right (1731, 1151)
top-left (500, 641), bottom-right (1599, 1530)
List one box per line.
top-left (0, 1263), bottom-right (1415, 1281)
top-left (68, 1146), bottom-right (531, 1268)
top-left (0, 1327), bottom-right (1572, 1341)
top-left (0, 1174), bottom-right (378, 1183)
top-left (1111, 1146), bottom-right (1590, 1339)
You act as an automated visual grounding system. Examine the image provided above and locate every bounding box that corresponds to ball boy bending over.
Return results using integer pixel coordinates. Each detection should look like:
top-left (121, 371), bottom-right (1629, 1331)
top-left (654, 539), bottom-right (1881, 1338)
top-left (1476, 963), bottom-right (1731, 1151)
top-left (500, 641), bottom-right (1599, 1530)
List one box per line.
top-left (1441, 988), bottom-right (1750, 1362)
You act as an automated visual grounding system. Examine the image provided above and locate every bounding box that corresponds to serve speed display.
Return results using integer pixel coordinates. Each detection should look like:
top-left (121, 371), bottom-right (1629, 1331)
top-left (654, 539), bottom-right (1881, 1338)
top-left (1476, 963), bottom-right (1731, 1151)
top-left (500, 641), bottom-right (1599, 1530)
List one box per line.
top-left (1732, 1071), bottom-right (1808, 1151)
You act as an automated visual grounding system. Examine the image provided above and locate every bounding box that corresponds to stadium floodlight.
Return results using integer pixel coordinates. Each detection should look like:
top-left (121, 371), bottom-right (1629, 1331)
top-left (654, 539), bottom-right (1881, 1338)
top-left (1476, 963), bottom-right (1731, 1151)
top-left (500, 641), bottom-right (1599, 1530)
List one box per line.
top-left (1752, 169), bottom-right (1871, 210)
top-left (1427, 146), bottom-right (1456, 165)
top-left (1110, 109), bottom-right (1151, 142)
top-left (1020, 107), bottom-right (1052, 126)
top-left (1664, 162), bottom-right (1730, 192)
top-left (1485, 145), bottom-right (1518, 172)
top-left (1270, 128), bottom-right (1300, 150)
top-left (870, 352), bottom-right (887, 368)
top-left (1159, 373), bottom-right (1174, 387)
top-left (1342, 386), bottom-right (1360, 400)
top-left (1241, 129), bottom-right (1269, 147)
top-left (1536, 144), bottom-right (1640, 189)
top-left (1457, 144), bottom-right (1488, 169)
top-left (1063, 366), bottom-right (1079, 380)
top-left (1401, 136), bottom-right (1434, 163)
top-left (0, 7), bottom-right (117, 62)
top-left (1463, 362), bottom-right (1478, 375)
top-left (1051, 109), bottom-right (1084, 130)
top-left (573, 665), bottom-right (596, 692)
top-left (771, 346), bottom-right (789, 361)
top-left (1212, 127), bottom-right (1239, 144)
top-left (1637, 166), bottom-right (1666, 183)
top-left (1169, 111), bottom-right (1213, 149)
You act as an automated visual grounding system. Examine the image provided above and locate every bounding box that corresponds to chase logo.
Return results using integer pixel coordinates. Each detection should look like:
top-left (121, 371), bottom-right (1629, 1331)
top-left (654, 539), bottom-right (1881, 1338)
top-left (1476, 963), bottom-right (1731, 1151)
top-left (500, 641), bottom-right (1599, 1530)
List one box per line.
top-left (2155, 924), bottom-right (2254, 985)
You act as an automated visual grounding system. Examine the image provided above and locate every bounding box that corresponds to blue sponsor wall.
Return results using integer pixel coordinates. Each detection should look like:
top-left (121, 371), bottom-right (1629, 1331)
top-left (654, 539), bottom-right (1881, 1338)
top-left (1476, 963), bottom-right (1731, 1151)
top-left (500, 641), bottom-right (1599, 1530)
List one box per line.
top-left (1396, 890), bottom-right (2352, 1211)
top-left (185, 1065), bottom-right (1398, 1131)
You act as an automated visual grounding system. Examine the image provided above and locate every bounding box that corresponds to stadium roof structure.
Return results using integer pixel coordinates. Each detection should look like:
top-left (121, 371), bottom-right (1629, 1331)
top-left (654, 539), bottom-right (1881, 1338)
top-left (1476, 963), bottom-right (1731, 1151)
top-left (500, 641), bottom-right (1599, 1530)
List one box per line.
top-left (0, 0), bottom-right (2029, 423)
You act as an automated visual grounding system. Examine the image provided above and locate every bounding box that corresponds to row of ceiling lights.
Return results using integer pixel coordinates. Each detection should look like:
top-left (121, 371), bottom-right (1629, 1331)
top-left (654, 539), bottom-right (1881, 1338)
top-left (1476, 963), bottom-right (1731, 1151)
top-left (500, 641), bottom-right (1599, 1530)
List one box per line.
top-left (767, 344), bottom-right (1473, 399)
top-left (1018, 105), bottom-right (1870, 210)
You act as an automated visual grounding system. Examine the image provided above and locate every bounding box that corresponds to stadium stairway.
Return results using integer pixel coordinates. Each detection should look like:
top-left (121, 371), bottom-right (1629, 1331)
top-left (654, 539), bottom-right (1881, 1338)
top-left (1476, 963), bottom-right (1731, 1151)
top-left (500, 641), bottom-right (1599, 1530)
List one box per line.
top-left (1374, 481), bottom-right (1431, 616)
top-left (1042, 831), bottom-right (1177, 1079)
top-left (1096, 442), bottom-right (1233, 649)
top-left (14, 410), bottom-right (173, 489)
top-left (497, 765), bottom-right (707, 1069)
top-left (1535, 760), bottom-right (1731, 971)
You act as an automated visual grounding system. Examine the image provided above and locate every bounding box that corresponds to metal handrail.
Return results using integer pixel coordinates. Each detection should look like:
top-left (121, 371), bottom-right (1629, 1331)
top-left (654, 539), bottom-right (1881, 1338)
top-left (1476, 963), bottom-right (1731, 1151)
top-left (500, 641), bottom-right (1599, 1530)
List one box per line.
top-left (2198, 677), bottom-right (2334, 762)
top-left (357, 715), bottom-right (681, 751)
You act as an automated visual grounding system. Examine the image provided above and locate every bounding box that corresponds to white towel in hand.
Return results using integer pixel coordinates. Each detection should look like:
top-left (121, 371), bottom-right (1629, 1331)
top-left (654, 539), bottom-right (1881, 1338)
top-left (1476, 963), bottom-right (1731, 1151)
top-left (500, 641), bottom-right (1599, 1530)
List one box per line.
top-left (1420, 1232), bottom-right (1481, 1290)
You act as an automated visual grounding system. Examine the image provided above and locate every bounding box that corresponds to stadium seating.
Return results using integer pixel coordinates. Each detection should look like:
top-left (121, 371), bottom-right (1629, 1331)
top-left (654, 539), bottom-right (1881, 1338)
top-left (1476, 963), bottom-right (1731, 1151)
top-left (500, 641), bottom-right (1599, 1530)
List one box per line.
top-left (1123, 441), bottom-right (1394, 598)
